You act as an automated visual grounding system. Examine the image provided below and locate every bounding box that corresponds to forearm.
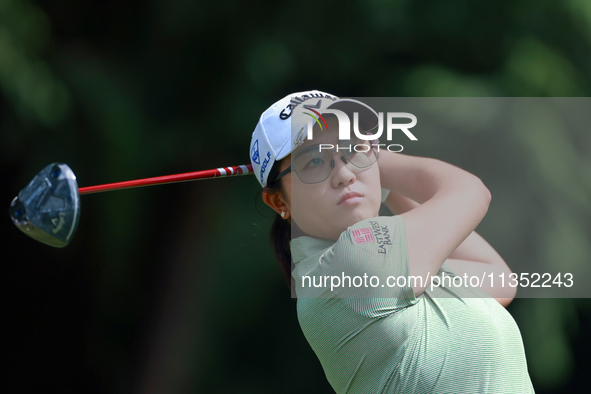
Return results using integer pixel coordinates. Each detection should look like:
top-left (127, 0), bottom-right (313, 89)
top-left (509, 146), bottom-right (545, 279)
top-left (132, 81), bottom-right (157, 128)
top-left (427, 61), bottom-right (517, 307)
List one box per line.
top-left (444, 257), bottom-right (516, 307)
top-left (448, 230), bottom-right (505, 264)
top-left (385, 191), bottom-right (506, 272)
top-left (378, 151), bottom-right (489, 207)
top-left (445, 231), bottom-right (516, 305)
top-left (383, 190), bottom-right (419, 215)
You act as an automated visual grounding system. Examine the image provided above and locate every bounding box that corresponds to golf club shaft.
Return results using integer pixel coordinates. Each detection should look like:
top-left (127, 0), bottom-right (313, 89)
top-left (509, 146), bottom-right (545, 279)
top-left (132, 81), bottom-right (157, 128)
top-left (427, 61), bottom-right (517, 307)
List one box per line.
top-left (79, 164), bottom-right (254, 195)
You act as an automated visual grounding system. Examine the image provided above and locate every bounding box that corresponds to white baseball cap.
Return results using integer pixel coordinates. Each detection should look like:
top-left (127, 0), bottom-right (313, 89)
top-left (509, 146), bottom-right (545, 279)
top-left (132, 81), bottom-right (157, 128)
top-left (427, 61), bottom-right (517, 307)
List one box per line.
top-left (249, 90), bottom-right (379, 187)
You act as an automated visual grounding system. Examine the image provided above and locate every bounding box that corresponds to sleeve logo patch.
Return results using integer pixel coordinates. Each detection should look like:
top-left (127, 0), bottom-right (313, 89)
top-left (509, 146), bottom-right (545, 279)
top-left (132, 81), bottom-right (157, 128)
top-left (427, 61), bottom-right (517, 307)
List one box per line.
top-left (351, 227), bottom-right (375, 244)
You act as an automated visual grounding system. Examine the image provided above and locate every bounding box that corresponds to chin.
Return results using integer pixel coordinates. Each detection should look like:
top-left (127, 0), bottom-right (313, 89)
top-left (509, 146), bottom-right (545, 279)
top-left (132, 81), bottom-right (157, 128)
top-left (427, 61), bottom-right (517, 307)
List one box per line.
top-left (349, 205), bottom-right (379, 222)
top-left (300, 206), bottom-right (379, 240)
top-left (336, 211), bottom-right (374, 232)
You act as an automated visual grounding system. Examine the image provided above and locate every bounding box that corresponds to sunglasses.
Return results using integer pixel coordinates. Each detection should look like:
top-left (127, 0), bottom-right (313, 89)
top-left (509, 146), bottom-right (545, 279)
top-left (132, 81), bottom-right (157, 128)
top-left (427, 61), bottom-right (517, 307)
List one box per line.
top-left (273, 137), bottom-right (379, 184)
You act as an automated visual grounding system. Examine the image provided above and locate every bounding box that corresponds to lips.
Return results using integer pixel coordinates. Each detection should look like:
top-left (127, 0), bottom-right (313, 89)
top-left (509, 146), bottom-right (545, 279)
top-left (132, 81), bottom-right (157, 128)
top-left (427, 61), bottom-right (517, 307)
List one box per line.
top-left (338, 191), bottom-right (364, 205)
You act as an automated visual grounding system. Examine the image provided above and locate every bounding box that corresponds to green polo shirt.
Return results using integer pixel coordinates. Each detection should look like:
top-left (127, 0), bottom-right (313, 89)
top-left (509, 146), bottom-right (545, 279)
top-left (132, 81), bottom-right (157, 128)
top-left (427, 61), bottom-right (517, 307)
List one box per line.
top-left (290, 215), bottom-right (534, 393)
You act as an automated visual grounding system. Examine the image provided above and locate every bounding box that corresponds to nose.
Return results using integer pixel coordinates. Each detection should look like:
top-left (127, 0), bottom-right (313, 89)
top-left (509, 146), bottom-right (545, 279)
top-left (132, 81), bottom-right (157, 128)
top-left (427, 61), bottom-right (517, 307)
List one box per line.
top-left (331, 152), bottom-right (357, 188)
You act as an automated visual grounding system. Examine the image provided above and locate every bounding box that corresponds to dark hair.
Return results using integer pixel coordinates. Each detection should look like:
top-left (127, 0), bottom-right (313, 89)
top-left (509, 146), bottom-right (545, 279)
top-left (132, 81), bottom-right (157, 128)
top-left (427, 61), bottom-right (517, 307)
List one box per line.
top-left (264, 161), bottom-right (293, 290)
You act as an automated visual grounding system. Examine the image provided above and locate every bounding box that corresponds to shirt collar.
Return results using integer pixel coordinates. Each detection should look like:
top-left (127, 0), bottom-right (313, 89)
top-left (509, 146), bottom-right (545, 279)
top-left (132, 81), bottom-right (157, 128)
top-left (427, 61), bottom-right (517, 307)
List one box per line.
top-left (290, 236), bottom-right (336, 264)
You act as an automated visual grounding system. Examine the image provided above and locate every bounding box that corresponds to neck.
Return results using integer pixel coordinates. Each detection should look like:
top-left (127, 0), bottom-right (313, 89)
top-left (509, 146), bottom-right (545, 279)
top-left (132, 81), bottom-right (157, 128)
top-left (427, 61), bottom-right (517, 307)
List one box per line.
top-left (290, 220), bottom-right (306, 239)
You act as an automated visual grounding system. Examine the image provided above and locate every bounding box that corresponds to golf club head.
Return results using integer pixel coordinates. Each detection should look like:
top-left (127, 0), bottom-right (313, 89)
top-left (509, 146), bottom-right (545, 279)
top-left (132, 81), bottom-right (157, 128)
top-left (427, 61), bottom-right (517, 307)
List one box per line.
top-left (9, 163), bottom-right (80, 248)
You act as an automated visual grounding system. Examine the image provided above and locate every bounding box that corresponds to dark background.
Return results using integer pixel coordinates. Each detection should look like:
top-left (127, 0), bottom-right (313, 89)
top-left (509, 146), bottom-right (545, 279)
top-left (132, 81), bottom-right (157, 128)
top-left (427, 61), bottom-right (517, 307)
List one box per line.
top-left (2, 0), bottom-right (591, 392)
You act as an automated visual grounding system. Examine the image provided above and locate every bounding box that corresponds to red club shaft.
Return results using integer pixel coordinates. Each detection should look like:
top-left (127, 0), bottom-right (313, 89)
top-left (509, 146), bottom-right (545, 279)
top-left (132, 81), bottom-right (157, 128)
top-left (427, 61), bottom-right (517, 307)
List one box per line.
top-left (78, 164), bottom-right (254, 195)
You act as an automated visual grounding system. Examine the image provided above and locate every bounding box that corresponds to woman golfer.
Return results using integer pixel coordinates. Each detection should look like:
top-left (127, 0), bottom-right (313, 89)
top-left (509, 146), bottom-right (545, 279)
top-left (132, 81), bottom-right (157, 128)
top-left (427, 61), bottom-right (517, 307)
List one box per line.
top-left (250, 90), bottom-right (534, 393)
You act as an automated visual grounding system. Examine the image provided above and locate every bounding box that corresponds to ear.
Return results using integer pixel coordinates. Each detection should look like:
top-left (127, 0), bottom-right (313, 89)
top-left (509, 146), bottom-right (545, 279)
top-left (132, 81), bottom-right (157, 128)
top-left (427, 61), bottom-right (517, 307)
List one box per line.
top-left (262, 189), bottom-right (290, 220)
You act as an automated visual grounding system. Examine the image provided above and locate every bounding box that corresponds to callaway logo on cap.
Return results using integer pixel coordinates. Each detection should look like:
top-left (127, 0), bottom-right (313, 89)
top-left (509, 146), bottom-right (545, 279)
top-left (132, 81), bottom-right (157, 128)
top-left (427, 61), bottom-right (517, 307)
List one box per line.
top-left (249, 90), bottom-right (378, 187)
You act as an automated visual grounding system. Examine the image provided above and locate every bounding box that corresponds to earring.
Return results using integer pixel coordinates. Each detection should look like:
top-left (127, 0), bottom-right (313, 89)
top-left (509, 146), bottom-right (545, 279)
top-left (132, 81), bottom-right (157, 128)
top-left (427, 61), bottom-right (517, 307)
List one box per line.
top-left (281, 211), bottom-right (286, 218)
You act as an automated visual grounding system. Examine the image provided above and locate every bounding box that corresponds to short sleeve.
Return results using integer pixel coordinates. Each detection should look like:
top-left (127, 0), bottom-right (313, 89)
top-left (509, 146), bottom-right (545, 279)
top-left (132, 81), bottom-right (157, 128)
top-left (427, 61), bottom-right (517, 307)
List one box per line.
top-left (320, 215), bottom-right (418, 318)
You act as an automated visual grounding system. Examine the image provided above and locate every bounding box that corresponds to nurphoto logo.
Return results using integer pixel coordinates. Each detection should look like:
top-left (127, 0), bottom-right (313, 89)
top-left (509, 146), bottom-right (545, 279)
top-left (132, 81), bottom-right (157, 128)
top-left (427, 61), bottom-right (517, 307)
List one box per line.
top-left (300, 99), bottom-right (418, 153)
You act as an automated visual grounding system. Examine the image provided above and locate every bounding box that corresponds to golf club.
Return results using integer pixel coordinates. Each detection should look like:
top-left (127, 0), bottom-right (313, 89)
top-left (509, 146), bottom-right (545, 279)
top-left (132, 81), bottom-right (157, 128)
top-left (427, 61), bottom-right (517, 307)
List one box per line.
top-left (9, 162), bottom-right (253, 248)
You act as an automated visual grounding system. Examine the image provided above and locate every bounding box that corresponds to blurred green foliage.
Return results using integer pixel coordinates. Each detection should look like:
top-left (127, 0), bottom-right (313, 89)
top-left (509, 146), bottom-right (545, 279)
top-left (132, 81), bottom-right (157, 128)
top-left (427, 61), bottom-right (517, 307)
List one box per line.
top-left (2, 0), bottom-right (591, 393)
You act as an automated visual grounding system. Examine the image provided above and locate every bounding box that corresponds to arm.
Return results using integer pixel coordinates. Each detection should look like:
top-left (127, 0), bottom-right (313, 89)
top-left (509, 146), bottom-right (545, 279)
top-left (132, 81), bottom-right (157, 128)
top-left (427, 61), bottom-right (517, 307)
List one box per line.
top-left (442, 233), bottom-right (516, 307)
top-left (378, 151), bottom-right (491, 296)
top-left (382, 174), bottom-right (515, 306)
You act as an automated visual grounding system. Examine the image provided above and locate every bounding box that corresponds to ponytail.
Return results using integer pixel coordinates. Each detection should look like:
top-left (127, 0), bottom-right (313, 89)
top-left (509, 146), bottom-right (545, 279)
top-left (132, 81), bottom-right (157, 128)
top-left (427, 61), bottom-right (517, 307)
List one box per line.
top-left (270, 213), bottom-right (292, 286)
top-left (265, 162), bottom-right (294, 290)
